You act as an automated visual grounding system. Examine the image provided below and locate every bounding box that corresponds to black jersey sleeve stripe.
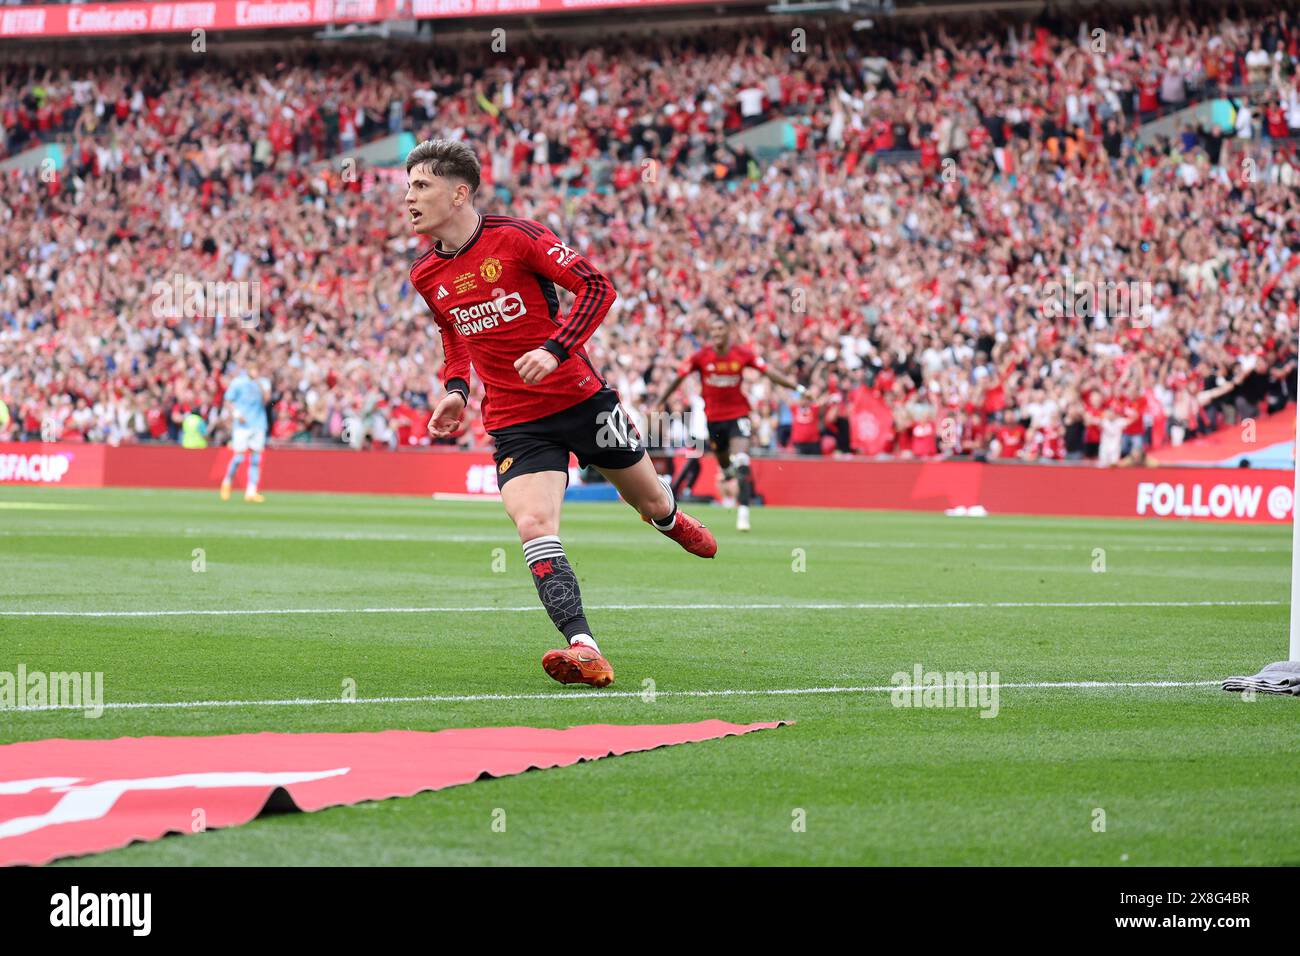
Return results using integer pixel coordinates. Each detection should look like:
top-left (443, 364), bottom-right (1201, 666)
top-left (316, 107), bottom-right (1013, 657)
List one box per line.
top-left (484, 215), bottom-right (545, 238)
top-left (556, 270), bottom-right (602, 353)
top-left (553, 261), bottom-right (600, 352)
top-left (556, 262), bottom-right (611, 353)
top-left (483, 221), bottom-right (546, 242)
top-left (567, 261), bottom-right (610, 345)
top-left (504, 215), bottom-right (545, 236)
top-left (556, 261), bottom-right (607, 352)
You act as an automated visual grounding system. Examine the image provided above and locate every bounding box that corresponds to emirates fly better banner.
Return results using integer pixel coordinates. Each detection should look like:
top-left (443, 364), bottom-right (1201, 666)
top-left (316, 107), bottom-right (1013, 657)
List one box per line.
top-left (0, 0), bottom-right (737, 38)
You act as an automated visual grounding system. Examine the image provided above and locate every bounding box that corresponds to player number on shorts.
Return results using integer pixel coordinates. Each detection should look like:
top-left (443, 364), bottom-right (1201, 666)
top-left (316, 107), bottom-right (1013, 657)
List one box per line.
top-left (597, 406), bottom-right (639, 451)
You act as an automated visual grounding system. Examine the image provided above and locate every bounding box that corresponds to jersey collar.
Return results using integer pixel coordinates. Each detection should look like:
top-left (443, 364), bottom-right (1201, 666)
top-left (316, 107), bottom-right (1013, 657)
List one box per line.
top-left (434, 213), bottom-right (485, 260)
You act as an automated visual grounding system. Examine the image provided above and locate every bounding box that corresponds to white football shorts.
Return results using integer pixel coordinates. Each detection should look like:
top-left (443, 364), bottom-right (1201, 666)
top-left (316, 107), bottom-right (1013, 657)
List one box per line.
top-left (231, 425), bottom-right (266, 453)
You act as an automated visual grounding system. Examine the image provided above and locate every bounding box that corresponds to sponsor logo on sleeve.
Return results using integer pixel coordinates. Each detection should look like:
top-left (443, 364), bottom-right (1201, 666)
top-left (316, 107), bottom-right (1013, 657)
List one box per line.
top-left (546, 241), bottom-right (579, 268)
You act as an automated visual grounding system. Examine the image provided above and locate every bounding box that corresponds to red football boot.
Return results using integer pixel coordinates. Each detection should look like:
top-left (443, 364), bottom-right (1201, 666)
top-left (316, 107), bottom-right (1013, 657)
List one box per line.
top-left (542, 643), bottom-right (615, 687)
top-left (649, 510), bottom-right (717, 558)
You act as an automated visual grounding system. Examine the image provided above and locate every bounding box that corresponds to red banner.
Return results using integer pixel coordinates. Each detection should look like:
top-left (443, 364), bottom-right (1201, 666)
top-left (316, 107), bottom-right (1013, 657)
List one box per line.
top-left (0, 721), bottom-right (783, 866)
top-left (97, 442), bottom-right (501, 496)
top-left (0, 444), bottom-right (105, 487)
top-left (724, 455), bottom-right (1294, 524)
top-left (848, 389), bottom-right (894, 455)
top-left (0, 0), bottom-right (737, 38)
top-left (1, 442), bottom-right (1293, 523)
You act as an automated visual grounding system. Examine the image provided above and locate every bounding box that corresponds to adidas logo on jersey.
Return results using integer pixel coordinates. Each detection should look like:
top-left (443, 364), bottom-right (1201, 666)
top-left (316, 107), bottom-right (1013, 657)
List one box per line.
top-left (436, 285), bottom-right (449, 300)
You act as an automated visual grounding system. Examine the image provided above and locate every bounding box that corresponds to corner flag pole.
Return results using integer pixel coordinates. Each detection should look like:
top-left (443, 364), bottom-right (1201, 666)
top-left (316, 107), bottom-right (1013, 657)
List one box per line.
top-left (1292, 403), bottom-right (1300, 661)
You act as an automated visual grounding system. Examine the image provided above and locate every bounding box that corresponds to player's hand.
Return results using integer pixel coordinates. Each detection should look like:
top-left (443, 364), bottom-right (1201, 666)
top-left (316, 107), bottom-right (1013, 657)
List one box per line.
top-left (514, 348), bottom-right (559, 385)
top-left (427, 393), bottom-right (467, 438)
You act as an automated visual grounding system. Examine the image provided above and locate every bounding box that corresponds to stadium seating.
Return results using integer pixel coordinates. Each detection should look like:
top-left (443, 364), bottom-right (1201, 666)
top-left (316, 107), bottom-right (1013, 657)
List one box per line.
top-left (1, 9), bottom-right (1297, 463)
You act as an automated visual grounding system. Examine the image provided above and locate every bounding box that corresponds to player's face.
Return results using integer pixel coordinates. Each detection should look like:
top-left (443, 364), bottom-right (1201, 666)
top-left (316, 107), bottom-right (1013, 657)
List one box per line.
top-left (405, 167), bottom-right (459, 236)
top-left (710, 322), bottom-right (729, 351)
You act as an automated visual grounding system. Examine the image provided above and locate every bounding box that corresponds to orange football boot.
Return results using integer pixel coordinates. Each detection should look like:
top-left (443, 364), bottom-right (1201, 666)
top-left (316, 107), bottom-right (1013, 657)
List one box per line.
top-left (645, 509), bottom-right (717, 558)
top-left (542, 643), bottom-right (615, 687)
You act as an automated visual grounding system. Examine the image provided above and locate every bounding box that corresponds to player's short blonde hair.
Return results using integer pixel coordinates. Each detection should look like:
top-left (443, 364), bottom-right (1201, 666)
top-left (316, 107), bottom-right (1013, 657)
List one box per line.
top-left (405, 139), bottom-right (481, 195)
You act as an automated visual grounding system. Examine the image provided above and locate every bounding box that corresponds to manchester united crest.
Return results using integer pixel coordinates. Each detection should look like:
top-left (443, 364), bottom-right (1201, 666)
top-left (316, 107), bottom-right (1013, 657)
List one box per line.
top-left (480, 257), bottom-right (503, 282)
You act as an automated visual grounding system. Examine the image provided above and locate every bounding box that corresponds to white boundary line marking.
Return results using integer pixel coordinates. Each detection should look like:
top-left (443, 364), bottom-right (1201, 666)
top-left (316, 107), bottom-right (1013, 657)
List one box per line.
top-left (9, 680), bottom-right (1225, 713)
top-left (0, 599), bottom-right (1282, 618)
top-left (10, 681), bottom-right (1227, 712)
top-left (0, 528), bottom-right (1285, 553)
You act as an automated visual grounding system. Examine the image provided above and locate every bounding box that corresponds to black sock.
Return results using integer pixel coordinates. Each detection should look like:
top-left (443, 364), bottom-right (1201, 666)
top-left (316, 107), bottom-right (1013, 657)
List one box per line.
top-left (651, 482), bottom-right (678, 530)
top-left (522, 535), bottom-right (591, 642)
top-left (737, 464), bottom-right (753, 506)
top-left (672, 458), bottom-right (700, 497)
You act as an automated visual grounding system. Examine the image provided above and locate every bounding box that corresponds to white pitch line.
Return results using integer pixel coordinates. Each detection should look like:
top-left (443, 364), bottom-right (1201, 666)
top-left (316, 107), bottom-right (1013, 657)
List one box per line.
top-left (0, 599), bottom-right (1283, 618)
top-left (9, 679), bottom-right (1225, 713)
top-left (0, 528), bottom-right (1285, 553)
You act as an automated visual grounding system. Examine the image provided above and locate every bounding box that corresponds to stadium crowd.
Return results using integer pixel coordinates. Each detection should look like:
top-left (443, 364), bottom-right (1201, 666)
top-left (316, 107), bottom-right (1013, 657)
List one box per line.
top-left (1, 4), bottom-right (1298, 464)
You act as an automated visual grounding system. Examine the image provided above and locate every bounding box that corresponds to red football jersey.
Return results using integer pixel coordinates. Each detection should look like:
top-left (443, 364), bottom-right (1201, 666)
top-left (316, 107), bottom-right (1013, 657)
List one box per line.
top-left (790, 402), bottom-right (821, 444)
top-left (994, 424), bottom-right (1025, 458)
top-left (680, 344), bottom-right (767, 422)
top-left (411, 214), bottom-right (615, 431)
top-left (911, 419), bottom-right (938, 457)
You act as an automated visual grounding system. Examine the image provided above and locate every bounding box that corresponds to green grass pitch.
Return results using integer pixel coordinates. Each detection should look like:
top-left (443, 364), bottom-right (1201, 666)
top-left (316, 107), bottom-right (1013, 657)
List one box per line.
top-left (1, 485), bottom-right (1295, 866)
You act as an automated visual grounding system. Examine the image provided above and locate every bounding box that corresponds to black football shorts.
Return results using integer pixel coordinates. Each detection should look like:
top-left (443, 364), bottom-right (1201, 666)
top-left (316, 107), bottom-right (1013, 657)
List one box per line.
top-left (489, 387), bottom-right (646, 487)
top-left (707, 416), bottom-right (752, 456)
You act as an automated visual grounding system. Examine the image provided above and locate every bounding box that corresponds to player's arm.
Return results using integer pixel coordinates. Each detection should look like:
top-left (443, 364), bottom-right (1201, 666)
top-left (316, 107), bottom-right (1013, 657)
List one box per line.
top-left (746, 348), bottom-right (806, 397)
top-left (657, 368), bottom-right (691, 409)
top-left (222, 383), bottom-right (244, 425)
top-left (512, 222), bottom-right (617, 384)
top-left (426, 300), bottom-right (472, 438)
top-left (762, 366), bottom-right (805, 395)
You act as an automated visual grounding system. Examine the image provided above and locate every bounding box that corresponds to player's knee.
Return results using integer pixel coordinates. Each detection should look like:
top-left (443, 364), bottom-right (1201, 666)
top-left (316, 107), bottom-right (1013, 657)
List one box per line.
top-left (514, 511), bottom-right (558, 542)
top-left (732, 451), bottom-right (751, 470)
